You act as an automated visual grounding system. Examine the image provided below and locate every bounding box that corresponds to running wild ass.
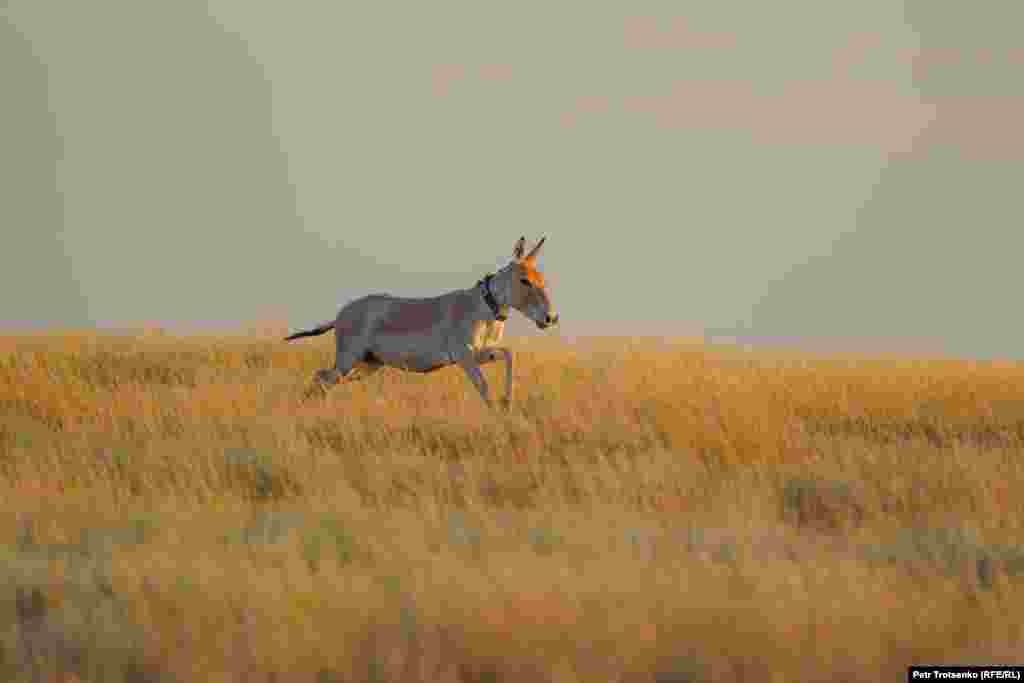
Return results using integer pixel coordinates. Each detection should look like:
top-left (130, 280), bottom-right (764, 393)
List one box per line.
top-left (284, 237), bottom-right (559, 408)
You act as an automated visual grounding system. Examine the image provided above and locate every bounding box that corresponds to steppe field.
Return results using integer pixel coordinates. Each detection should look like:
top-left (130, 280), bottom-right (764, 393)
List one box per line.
top-left (2, 330), bottom-right (1024, 682)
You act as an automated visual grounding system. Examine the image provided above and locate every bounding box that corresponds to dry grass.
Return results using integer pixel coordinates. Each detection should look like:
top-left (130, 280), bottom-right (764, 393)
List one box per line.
top-left (2, 329), bottom-right (1024, 682)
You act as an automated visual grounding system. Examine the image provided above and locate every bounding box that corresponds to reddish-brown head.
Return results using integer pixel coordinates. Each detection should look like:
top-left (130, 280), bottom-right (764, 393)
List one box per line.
top-left (508, 236), bottom-right (558, 329)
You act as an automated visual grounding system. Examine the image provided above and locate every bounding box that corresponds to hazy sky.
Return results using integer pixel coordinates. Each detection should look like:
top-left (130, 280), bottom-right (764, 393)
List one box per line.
top-left (3, 2), bottom-right (1022, 356)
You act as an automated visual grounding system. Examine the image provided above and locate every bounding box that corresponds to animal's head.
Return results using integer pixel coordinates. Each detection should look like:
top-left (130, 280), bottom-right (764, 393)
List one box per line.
top-left (506, 236), bottom-right (559, 330)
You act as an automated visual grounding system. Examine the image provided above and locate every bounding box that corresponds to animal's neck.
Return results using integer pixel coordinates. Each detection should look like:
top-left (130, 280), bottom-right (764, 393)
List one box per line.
top-left (480, 271), bottom-right (511, 320)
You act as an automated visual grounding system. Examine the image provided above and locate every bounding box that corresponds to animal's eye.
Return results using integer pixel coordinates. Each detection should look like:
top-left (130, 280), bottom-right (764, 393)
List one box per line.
top-left (520, 279), bottom-right (533, 287)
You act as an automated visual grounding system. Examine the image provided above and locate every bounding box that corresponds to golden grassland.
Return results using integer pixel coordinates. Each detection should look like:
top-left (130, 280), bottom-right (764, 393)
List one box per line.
top-left (2, 329), bottom-right (1024, 682)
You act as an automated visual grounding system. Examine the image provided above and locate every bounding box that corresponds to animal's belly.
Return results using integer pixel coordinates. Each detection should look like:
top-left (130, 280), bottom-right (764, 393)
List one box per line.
top-left (370, 348), bottom-right (452, 373)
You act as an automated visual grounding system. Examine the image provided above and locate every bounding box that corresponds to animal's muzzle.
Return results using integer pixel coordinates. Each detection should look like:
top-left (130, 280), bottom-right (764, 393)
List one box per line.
top-left (537, 313), bottom-right (560, 329)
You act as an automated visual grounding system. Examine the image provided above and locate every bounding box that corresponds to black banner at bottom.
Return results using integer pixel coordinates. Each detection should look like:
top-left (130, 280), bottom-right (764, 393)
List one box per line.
top-left (909, 667), bottom-right (1023, 681)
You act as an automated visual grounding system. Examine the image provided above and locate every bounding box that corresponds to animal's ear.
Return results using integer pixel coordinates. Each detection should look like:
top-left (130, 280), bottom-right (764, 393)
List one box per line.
top-left (513, 236), bottom-right (526, 260)
top-left (525, 236), bottom-right (546, 262)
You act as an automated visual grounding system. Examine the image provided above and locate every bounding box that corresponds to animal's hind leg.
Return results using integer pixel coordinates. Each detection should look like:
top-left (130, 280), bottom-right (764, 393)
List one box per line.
top-left (344, 362), bottom-right (382, 384)
top-left (355, 363), bottom-right (383, 381)
top-left (314, 368), bottom-right (343, 386)
top-left (315, 362), bottom-right (380, 387)
top-left (313, 346), bottom-right (365, 389)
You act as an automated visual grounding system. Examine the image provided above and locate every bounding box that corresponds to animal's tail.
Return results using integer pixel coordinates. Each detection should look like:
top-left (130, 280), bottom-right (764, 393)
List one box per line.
top-left (284, 320), bottom-right (333, 342)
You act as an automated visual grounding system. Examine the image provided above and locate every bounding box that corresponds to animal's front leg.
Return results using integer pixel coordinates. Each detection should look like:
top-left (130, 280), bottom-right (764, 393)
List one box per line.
top-left (477, 347), bottom-right (513, 409)
top-left (457, 356), bottom-right (492, 408)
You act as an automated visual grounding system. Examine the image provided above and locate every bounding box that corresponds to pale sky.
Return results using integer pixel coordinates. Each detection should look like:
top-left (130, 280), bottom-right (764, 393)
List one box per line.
top-left (3, 2), bottom-right (1022, 357)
